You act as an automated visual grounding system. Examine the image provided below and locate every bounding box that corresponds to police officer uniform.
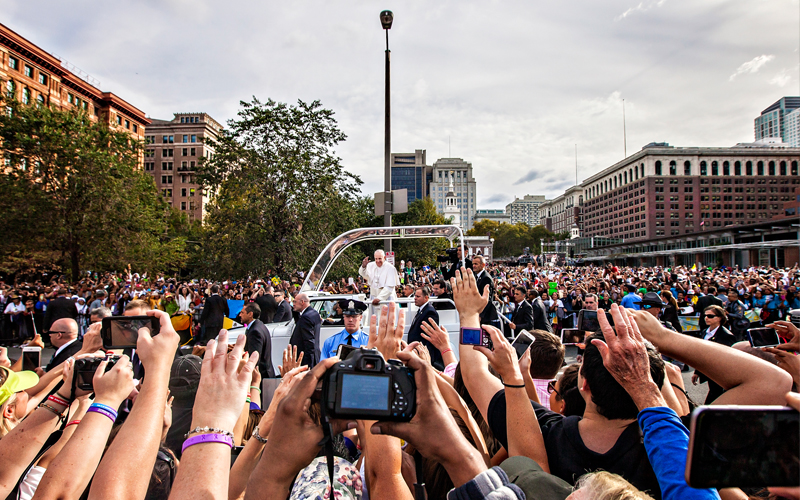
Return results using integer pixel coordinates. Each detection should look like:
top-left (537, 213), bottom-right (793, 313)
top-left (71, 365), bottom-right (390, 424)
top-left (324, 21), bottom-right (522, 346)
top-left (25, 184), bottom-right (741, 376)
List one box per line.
top-left (321, 300), bottom-right (370, 360)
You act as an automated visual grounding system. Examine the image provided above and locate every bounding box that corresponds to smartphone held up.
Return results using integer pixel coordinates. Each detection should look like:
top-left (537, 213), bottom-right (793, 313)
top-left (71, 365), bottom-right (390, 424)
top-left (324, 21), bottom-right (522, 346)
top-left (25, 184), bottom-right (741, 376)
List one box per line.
top-left (100, 315), bottom-right (160, 349)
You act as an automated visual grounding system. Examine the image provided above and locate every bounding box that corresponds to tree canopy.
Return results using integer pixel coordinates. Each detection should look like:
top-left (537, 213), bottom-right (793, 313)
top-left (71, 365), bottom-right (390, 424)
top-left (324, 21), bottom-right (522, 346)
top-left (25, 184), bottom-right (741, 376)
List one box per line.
top-left (196, 98), bottom-right (366, 278)
top-left (466, 220), bottom-right (553, 258)
top-left (0, 98), bottom-right (187, 281)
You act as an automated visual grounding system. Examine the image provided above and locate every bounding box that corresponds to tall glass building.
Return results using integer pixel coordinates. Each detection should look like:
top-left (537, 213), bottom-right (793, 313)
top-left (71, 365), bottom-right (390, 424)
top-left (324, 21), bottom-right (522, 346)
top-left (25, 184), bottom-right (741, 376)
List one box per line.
top-left (390, 150), bottom-right (432, 205)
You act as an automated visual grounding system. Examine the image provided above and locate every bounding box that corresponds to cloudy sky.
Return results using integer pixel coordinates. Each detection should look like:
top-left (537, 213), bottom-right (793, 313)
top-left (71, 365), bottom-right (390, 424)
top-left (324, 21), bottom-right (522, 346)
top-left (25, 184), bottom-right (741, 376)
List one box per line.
top-left (3, 0), bottom-right (799, 207)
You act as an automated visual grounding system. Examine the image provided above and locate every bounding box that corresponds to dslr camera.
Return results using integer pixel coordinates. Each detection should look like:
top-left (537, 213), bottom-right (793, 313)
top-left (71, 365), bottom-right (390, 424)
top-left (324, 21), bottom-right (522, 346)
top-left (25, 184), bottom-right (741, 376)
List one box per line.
top-left (75, 355), bottom-right (121, 391)
top-left (321, 348), bottom-right (416, 421)
top-left (437, 247), bottom-right (458, 263)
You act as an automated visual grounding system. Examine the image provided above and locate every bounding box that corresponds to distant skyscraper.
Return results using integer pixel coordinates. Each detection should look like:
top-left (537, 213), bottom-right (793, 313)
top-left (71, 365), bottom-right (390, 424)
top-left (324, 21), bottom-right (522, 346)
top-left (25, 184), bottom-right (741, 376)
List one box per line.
top-left (754, 97), bottom-right (800, 146)
top-left (505, 195), bottom-right (547, 226)
top-left (390, 149), bottom-right (431, 205)
top-left (429, 158), bottom-right (477, 229)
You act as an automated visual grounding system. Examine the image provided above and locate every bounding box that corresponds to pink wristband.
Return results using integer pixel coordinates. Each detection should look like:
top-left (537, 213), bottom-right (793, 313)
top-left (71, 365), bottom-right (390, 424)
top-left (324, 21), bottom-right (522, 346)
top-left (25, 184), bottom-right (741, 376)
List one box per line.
top-left (182, 433), bottom-right (234, 454)
top-left (441, 348), bottom-right (452, 355)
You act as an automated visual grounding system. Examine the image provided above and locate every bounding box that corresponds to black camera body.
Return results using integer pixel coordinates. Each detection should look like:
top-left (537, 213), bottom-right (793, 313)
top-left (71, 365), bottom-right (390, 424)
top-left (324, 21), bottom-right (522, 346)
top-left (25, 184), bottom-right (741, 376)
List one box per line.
top-left (75, 356), bottom-right (121, 391)
top-left (437, 247), bottom-right (459, 263)
top-left (322, 348), bottom-right (415, 421)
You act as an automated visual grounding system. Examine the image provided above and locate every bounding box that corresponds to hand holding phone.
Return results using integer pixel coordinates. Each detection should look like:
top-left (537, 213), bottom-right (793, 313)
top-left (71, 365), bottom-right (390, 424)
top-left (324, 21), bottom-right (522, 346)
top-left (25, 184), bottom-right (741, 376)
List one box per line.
top-left (510, 330), bottom-right (535, 359)
top-left (560, 328), bottom-right (587, 347)
top-left (747, 327), bottom-right (782, 348)
top-left (22, 347), bottom-right (41, 371)
top-left (100, 315), bottom-right (161, 349)
top-left (460, 327), bottom-right (492, 349)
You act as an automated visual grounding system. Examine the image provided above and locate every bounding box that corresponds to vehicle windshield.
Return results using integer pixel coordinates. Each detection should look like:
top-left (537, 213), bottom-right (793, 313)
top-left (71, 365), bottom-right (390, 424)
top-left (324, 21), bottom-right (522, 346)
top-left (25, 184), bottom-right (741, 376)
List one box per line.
top-left (301, 225), bottom-right (464, 292)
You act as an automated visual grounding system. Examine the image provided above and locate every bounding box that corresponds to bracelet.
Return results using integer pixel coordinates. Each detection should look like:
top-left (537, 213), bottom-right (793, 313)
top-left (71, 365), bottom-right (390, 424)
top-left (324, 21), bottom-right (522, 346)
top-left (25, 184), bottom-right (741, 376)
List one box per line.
top-left (87, 404), bottom-right (118, 423)
top-left (251, 425), bottom-right (268, 444)
top-left (55, 392), bottom-right (72, 403)
top-left (182, 433), bottom-right (234, 454)
top-left (245, 397), bottom-right (251, 404)
top-left (66, 420), bottom-right (81, 428)
top-left (441, 348), bottom-right (452, 355)
top-left (38, 403), bottom-right (66, 419)
top-left (502, 382), bottom-right (526, 388)
top-left (250, 386), bottom-right (261, 394)
top-left (90, 402), bottom-right (117, 414)
top-left (184, 426), bottom-right (234, 439)
top-left (48, 394), bottom-right (70, 407)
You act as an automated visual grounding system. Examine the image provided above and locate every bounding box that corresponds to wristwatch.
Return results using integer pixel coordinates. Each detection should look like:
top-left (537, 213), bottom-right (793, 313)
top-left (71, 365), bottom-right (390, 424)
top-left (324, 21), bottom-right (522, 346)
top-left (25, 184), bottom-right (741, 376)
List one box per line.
top-left (251, 426), bottom-right (268, 444)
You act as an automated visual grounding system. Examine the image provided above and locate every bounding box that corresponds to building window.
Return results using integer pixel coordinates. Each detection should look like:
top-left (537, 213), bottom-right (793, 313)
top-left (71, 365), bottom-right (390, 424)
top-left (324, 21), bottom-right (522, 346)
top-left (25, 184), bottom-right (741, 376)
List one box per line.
top-left (640, 164), bottom-right (644, 178)
top-left (36, 94), bottom-right (44, 107)
top-left (191, 135), bottom-right (196, 143)
top-left (38, 73), bottom-right (47, 85)
top-left (746, 161), bottom-right (753, 176)
top-left (116, 116), bottom-right (122, 125)
top-left (757, 161), bottom-right (764, 176)
top-left (8, 56), bottom-right (18, 70)
top-left (734, 161), bottom-right (741, 176)
top-left (133, 124), bottom-right (138, 133)
top-left (24, 65), bottom-right (33, 78)
top-left (190, 148), bottom-right (196, 156)
top-left (5, 80), bottom-right (14, 98)
top-left (181, 202), bottom-right (186, 210)
top-left (624, 171), bottom-right (627, 184)
top-left (792, 161), bottom-right (798, 176)
top-left (700, 161), bottom-right (707, 176)
top-left (768, 161), bottom-right (775, 176)
top-left (722, 161), bottom-right (729, 176)
top-left (655, 161), bottom-right (662, 176)
top-left (124, 119), bottom-right (130, 129)
top-left (190, 188), bottom-right (196, 197)
top-left (183, 135), bottom-right (188, 143)
top-left (22, 87), bottom-right (30, 104)
top-left (684, 161), bottom-right (691, 175)
top-left (669, 161), bottom-right (676, 175)
top-left (779, 161), bottom-right (786, 176)
top-left (181, 188), bottom-right (187, 197)
top-left (711, 161), bottom-right (718, 176)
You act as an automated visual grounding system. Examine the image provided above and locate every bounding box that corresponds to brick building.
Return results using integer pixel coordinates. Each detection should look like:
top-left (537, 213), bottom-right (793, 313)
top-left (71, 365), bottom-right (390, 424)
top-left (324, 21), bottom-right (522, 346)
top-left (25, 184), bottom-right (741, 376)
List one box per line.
top-left (144, 113), bottom-right (223, 220)
top-left (581, 143), bottom-right (800, 242)
top-left (540, 186), bottom-right (584, 235)
top-left (0, 23), bottom-right (148, 143)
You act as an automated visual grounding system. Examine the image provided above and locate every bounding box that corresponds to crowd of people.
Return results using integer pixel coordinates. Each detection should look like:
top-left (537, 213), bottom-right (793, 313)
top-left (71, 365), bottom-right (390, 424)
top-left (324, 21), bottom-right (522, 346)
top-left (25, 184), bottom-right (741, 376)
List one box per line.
top-left (0, 253), bottom-right (798, 500)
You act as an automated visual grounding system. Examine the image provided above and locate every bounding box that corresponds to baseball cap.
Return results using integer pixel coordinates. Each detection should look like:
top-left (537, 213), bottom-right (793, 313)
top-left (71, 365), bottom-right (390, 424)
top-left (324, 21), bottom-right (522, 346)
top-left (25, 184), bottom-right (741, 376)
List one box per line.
top-left (0, 366), bottom-right (40, 406)
top-left (169, 355), bottom-right (202, 398)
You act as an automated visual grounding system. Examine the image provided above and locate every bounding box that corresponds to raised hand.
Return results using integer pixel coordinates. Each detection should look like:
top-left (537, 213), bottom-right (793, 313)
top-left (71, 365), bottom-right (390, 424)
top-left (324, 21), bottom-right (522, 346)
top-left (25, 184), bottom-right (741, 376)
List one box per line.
top-left (420, 318), bottom-right (451, 353)
top-left (279, 345), bottom-right (304, 377)
top-left (451, 269), bottom-right (488, 320)
top-left (367, 302), bottom-right (406, 361)
top-left (769, 321), bottom-right (800, 352)
top-left (592, 305), bottom-right (664, 410)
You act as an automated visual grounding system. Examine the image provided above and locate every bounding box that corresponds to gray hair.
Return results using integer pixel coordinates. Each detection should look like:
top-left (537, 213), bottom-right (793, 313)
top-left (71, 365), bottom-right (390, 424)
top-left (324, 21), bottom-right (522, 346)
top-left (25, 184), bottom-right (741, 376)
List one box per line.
top-left (374, 249), bottom-right (386, 258)
top-left (90, 307), bottom-right (112, 319)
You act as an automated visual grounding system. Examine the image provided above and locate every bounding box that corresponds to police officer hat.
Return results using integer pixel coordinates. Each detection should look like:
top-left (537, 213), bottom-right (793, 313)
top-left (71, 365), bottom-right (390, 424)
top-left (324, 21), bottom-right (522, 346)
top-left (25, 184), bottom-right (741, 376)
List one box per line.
top-left (338, 299), bottom-right (367, 316)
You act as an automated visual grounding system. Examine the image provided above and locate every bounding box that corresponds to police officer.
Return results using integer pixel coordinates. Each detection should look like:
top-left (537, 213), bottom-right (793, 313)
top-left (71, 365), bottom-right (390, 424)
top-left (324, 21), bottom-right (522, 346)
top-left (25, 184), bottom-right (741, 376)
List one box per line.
top-left (321, 300), bottom-right (370, 360)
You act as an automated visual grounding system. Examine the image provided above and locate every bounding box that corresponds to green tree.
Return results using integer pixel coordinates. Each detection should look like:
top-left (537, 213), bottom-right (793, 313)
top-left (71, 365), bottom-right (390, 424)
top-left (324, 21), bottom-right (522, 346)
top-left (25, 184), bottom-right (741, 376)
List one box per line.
top-left (467, 220), bottom-right (553, 258)
top-left (0, 99), bottom-right (187, 281)
top-left (197, 98), bottom-right (364, 278)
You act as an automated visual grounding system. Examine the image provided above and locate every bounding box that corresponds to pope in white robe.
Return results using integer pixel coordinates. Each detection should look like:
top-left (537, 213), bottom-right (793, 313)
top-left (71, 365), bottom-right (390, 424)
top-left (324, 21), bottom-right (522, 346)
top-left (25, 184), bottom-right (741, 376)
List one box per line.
top-left (359, 249), bottom-right (399, 306)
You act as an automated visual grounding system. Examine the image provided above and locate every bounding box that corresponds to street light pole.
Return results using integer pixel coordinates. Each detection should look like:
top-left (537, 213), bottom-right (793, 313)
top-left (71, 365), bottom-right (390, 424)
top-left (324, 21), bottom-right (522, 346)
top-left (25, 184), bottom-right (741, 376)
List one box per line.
top-left (381, 10), bottom-right (394, 254)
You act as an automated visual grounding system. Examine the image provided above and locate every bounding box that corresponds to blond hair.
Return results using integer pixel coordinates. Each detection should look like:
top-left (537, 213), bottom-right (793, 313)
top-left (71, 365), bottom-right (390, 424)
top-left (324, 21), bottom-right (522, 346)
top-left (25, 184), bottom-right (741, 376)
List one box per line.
top-left (0, 369), bottom-right (19, 438)
top-left (574, 471), bottom-right (655, 500)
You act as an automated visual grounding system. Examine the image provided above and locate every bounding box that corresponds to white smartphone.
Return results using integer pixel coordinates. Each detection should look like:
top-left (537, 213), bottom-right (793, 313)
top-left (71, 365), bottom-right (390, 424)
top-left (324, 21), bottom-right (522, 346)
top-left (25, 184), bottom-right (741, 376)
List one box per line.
top-left (22, 346), bottom-right (41, 371)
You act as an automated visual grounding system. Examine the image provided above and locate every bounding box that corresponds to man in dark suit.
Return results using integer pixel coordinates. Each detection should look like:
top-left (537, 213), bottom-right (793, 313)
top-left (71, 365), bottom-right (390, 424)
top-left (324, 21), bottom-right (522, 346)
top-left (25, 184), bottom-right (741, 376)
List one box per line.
top-left (239, 302), bottom-right (275, 379)
top-left (694, 286), bottom-right (723, 330)
top-left (44, 288), bottom-right (78, 344)
top-left (200, 285), bottom-right (229, 343)
top-left (45, 318), bottom-right (82, 371)
top-left (691, 305), bottom-right (736, 403)
top-left (431, 280), bottom-right (455, 311)
top-left (272, 291), bottom-right (292, 323)
top-left (252, 284), bottom-right (278, 324)
top-left (527, 289), bottom-right (554, 333)
top-left (407, 287), bottom-right (443, 369)
top-left (509, 286), bottom-right (534, 336)
top-left (471, 256), bottom-right (501, 330)
top-left (289, 293), bottom-right (321, 368)
top-left (441, 246), bottom-right (472, 281)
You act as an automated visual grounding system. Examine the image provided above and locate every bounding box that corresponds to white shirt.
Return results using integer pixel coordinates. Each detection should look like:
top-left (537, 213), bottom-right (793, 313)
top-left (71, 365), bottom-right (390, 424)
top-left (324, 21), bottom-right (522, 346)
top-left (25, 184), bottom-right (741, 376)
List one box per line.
top-left (4, 302), bottom-right (25, 314)
top-left (703, 325), bottom-right (719, 341)
top-left (18, 465), bottom-right (45, 500)
top-left (359, 262), bottom-right (398, 301)
top-left (177, 294), bottom-right (193, 314)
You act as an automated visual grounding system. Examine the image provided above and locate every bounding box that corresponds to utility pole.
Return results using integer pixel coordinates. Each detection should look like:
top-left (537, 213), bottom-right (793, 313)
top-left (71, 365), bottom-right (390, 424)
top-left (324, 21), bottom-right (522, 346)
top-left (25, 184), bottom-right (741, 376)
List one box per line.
top-left (381, 10), bottom-right (394, 253)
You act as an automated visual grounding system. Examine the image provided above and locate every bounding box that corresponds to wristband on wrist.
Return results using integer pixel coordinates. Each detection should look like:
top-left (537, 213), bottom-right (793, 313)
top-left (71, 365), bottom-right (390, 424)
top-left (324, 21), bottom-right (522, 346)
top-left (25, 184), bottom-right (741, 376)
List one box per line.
top-left (87, 404), bottom-right (118, 423)
top-left (48, 394), bottom-right (70, 407)
top-left (251, 425), bottom-right (268, 444)
top-left (66, 420), bottom-right (81, 428)
top-left (38, 403), bottom-right (66, 419)
top-left (250, 386), bottom-right (261, 393)
top-left (182, 433), bottom-right (234, 454)
top-left (441, 348), bottom-right (453, 355)
top-left (184, 426), bottom-right (234, 439)
top-left (502, 381), bottom-right (526, 388)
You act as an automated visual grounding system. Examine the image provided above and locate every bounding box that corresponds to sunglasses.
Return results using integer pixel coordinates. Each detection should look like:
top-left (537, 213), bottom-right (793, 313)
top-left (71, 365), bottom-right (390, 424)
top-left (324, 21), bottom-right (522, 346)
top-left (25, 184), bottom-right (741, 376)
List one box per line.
top-left (547, 380), bottom-right (560, 397)
top-left (704, 314), bottom-right (718, 318)
top-left (45, 330), bottom-right (70, 335)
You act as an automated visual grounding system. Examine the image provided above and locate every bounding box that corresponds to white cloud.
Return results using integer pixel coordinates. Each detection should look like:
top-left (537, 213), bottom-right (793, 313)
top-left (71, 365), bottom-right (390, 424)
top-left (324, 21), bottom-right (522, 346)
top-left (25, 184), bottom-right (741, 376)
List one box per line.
top-left (729, 55), bottom-right (775, 81)
top-left (615, 0), bottom-right (667, 21)
top-left (769, 68), bottom-right (792, 87)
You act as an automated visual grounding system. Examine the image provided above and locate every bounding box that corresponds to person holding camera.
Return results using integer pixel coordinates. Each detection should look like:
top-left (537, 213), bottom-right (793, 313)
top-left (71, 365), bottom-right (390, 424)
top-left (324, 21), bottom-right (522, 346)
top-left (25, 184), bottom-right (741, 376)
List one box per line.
top-left (440, 246), bottom-right (472, 281)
